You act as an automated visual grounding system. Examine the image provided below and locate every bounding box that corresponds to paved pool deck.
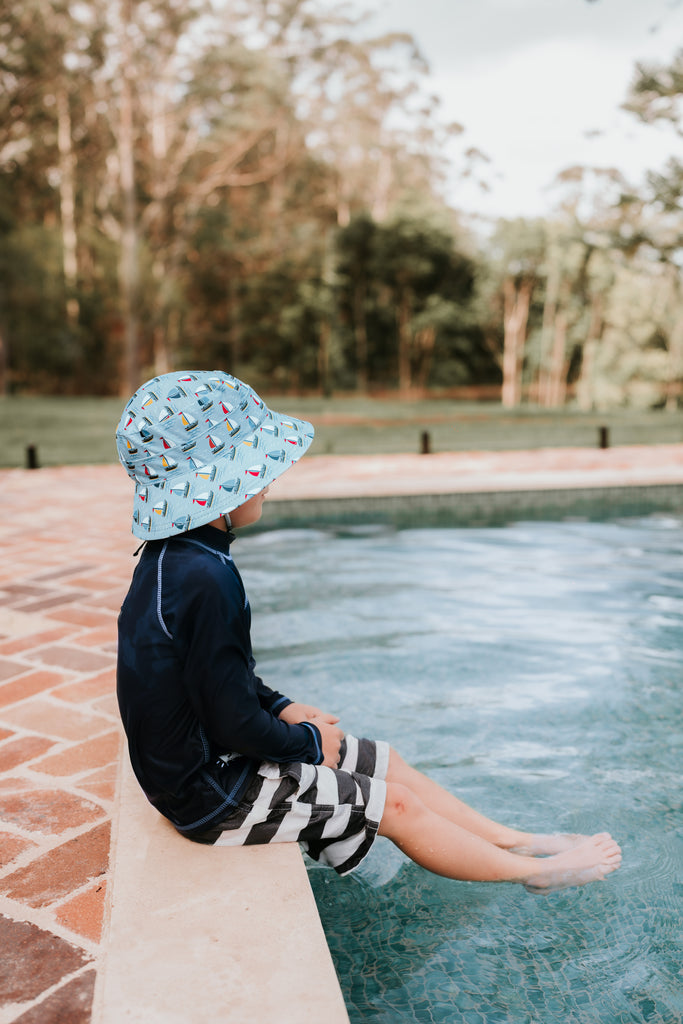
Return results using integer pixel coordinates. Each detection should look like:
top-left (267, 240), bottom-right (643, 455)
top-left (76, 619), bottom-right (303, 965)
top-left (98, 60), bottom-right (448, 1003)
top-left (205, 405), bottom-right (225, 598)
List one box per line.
top-left (1, 443), bottom-right (683, 1023)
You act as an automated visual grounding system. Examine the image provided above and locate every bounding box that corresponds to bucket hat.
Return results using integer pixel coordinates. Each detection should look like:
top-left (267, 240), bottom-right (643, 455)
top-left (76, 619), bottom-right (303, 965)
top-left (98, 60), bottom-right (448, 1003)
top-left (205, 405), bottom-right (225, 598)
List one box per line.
top-left (116, 370), bottom-right (314, 540)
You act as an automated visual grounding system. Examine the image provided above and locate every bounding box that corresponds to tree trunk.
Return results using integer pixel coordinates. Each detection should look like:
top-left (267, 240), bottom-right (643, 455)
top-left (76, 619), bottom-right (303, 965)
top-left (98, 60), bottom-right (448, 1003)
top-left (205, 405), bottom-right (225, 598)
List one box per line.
top-left (0, 326), bottom-right (7, 395)
top-left (151, 258), bottom-right (171, 376)
top-left (353, 279), bottom-right (368, 393)
top-left (55, 84), bottom-right (79, 326)
top-left (666, 305), bottom-right (683, 411)
top-left (318, 228), bottom-right (334, 395)
top-left (118, 0), bottom-right (140, 396)
top-left (576, 293), bottom-right (605, 412)
top-left (501, 278), bottom-right (531, 408)
top-left (577, 340), bottom-right (597, 412)
top-left (152, 324), bottom-right (171, 376)
top-left (414, 325), bottom-right (436, 391)
top-left (226, 278), bottom-right (241, 373)
top-left (397, 289), bottom-right (412, 394)
top-left (546, 309), bottom-right (569, 407)
top-left (317, 319), bottom-right (331, 396)
top-left (537, 260), bottom-right (560, 407)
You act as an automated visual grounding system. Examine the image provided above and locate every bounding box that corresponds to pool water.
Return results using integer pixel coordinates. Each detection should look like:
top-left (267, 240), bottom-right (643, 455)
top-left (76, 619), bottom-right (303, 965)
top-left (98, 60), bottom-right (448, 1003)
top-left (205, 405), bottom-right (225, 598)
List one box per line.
top-left (240, 516), bottom-right (683, 1024)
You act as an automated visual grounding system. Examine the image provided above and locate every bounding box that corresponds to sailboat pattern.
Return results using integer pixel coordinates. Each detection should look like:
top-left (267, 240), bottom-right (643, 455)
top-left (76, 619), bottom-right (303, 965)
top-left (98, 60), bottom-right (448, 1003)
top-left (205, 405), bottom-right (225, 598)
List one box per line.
top-left (116, 371), bottom-right (314, 540)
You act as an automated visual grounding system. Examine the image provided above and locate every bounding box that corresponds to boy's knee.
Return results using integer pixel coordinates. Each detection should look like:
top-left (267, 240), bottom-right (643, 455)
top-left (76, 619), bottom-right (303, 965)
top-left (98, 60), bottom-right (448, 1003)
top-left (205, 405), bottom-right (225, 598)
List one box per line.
top-left (383, 781), bottom-right (420, 820)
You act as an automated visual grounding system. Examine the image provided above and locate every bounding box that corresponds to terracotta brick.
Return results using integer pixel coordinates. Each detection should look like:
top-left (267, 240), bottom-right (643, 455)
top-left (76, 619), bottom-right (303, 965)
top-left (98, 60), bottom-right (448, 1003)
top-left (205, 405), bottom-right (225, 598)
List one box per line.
top-left (0, 698), bottom-right (108, 741)
top-left (33, 730), bottom-right (120, 777)
top-left (52, 669), bottom-right (115, 704)
top-left (0, 584), bottom-right (53, 604)
top-left (78, 764), bottom-right (118, 802)
top-left (0, 787), bottom-right (105, 835)
top-left (18, 592), bottom-right (90, 614)
top-left (0, 656), bottom-right (32, 682)
top-left (13, 969), bottom-right (97, 1024)
top-left (0, 776), bottom-right (39, 793)
top-left (0, 916), bottom-right (92, 1008)
top-left (0, 821), bottom-right (111, 907)
top-left (24, 645), bottom-right (114, 673)
top-left (0, 670), bottom-right (67, 709)
top-left (105, 573), bottom-right (134, 587)
top-left (47, 608), bottom-right (114, 629)
top-left (92, 692), bottom-right (119, 718)
top-left (0, 831), bottom-right (37, 869)
top-left (64, 574), bottom-right (122, 591)
top-left (34, 563), bottom-right (95, 582)
top-left (72, 624), bottom-right (118, 648)
top-left (0, 626), bottom-right (77, 656)
top-left (55, 882), bottom-right (107, 943)
top-left (88, 591), bottom-right (127, 611)
top-left (0, 735), bottom-right (55, 772)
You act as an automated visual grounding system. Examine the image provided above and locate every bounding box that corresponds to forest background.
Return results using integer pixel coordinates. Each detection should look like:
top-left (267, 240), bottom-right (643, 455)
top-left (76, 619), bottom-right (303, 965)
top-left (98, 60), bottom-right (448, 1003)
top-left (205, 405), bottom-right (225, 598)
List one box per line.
top-left (1, 0), bottom-right (683, 413)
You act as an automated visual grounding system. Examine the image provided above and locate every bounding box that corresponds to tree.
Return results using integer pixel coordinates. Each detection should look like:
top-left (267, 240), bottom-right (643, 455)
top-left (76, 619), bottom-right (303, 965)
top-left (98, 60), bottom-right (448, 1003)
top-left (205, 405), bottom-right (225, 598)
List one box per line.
top-left (0, 0), bottom-right (494, 396)
top-left (336, 211), bottom-right (477, 393)
top-left (0, 0), bottom-right (112, 392)
top-left (480, 220), bottom-right (546, 407)
top-left (619, 50), bottom-right (683, 407)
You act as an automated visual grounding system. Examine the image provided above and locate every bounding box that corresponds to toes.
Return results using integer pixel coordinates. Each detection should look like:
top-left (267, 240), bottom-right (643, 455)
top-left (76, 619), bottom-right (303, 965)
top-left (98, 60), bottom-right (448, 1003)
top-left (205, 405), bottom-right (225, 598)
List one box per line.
top-left (594, 835), bottom-right (620, 854)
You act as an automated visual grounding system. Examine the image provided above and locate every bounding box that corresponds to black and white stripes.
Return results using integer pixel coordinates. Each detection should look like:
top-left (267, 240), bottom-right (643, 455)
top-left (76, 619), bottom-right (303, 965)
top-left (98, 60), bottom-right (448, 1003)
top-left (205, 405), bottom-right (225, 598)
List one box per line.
top-left (207, 736), bottom-right (389, 875)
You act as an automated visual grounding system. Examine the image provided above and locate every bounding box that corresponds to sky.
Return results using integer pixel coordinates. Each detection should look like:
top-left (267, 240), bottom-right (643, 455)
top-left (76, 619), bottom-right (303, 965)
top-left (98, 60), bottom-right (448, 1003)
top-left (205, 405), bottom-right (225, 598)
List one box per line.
top-left (361, 0), bottom-right (683, 223)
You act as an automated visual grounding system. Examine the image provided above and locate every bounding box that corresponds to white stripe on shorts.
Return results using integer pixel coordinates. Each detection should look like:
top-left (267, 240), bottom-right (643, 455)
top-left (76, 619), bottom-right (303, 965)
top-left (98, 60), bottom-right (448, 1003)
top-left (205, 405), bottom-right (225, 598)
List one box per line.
top-left (212, 735), bottom-right (389, 875)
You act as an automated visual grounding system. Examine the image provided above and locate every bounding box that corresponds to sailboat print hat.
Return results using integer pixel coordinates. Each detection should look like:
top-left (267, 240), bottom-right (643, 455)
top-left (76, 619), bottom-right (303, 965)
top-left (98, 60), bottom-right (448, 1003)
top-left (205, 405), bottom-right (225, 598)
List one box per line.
top-left (116, 370), bottom-right (314, 540)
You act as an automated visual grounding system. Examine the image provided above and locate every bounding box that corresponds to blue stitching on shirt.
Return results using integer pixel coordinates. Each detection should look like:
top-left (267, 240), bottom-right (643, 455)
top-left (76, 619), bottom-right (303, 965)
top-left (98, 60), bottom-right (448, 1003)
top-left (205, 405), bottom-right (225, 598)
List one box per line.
top-left (198, 724), bottom-right (211, 763)
top-left (301, 721), bottom-right (323, 764)
top-left (175, 761), bottom-right (253, 832)
top-left (157, 543), bottom-right (173, 640)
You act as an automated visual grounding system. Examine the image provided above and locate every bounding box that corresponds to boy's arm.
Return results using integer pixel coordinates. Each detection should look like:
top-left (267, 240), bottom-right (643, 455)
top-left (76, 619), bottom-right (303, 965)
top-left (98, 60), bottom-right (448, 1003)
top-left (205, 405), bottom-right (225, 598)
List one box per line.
top-left (247, 650), bottom-right (339, 727)
top-left (248, 657), bottom-right (292, 717)
top-left (179, 578), bottom-right (324, 765)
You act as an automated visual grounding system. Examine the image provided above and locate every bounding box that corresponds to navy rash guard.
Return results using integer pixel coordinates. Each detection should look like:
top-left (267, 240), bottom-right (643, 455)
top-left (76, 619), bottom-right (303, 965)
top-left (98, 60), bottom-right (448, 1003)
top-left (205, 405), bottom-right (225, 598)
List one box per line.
top-left (116, 524), bottom-right (322, 837)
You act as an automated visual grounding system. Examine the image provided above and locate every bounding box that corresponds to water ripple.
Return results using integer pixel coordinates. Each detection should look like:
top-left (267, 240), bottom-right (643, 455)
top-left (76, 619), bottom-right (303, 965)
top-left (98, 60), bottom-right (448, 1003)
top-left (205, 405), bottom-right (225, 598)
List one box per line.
top-left (241, 517), bottom-right (683, 1024)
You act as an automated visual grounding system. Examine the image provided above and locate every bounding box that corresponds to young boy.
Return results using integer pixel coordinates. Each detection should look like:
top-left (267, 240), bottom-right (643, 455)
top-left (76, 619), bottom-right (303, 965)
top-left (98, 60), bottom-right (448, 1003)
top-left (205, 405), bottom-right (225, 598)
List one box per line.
top-left (116, 370), bottom-right (622, 890)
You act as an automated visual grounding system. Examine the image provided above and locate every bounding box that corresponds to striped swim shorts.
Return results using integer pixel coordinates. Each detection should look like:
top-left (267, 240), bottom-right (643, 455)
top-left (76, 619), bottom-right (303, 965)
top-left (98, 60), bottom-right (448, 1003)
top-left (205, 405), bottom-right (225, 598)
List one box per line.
top-left (204, 735), bottom-right (389, 876)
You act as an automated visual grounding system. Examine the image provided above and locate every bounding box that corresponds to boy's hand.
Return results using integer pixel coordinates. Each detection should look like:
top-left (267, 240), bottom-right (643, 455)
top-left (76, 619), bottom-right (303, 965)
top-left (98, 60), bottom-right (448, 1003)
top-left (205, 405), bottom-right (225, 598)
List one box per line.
top-left (308, 716), bottom-right (344, 768)
top-left (279, 702), bottom-right (340, 726)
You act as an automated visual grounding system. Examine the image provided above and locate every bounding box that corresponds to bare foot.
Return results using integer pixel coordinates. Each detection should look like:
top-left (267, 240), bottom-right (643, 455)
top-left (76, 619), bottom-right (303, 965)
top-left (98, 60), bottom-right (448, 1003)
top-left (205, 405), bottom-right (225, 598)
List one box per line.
top-left (509, 832), bottom-right (601, 856)
top-left (521, 834), bottom-right (622, 893)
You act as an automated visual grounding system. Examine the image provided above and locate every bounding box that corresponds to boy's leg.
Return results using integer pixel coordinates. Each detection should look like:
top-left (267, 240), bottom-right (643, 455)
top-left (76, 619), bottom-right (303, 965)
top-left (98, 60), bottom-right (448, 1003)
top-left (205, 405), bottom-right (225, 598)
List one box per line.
top-left (378, 781), bottom-right (622, 890)
top-left (385, 747), bottom-right (607, 855)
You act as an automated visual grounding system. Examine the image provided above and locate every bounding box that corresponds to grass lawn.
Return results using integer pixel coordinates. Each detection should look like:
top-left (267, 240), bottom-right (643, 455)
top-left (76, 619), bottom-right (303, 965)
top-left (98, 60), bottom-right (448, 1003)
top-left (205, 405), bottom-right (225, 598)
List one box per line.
top-left (0, 394), bottom-right (682, 468)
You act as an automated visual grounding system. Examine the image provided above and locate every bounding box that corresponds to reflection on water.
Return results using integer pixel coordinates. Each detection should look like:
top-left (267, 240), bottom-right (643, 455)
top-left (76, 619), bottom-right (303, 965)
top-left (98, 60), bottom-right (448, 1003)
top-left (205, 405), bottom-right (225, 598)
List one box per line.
top-left (241, 516), bottom-right (683, 1024)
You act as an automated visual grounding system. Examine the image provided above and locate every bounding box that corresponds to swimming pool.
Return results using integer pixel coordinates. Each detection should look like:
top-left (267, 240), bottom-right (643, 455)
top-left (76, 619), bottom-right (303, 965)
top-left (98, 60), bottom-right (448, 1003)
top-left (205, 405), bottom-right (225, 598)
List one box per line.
top-left (240, 516), bottom-right (683, 1024)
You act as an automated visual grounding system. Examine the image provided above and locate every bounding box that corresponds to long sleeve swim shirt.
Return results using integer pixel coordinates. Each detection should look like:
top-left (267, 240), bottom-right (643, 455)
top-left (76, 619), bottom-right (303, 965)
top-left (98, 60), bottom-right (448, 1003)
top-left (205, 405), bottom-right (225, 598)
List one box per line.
top-left (116, 524), bottom-right (323, 835)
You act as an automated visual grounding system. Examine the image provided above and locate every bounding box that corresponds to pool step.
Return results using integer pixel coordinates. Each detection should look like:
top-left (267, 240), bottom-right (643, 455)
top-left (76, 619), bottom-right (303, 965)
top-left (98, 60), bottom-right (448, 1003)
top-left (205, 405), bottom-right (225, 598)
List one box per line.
top-left (93, 755), bottom-right (350, 1023)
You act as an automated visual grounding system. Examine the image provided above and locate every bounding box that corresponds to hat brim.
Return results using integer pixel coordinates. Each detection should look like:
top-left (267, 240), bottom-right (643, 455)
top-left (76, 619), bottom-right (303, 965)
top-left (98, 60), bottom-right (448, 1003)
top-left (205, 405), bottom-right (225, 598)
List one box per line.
top-left (130, 407), bottom-right (313, 539)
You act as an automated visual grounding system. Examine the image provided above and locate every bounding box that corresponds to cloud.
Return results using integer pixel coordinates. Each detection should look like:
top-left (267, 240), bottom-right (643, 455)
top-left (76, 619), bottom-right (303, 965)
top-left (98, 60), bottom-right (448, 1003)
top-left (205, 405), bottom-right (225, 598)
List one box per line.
top-left (360, 0), bottom-right (683, 217)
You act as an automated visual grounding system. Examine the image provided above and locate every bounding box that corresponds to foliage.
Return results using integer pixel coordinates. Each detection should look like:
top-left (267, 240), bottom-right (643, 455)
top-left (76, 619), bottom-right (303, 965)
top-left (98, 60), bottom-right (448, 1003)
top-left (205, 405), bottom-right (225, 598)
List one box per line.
top-left (0, 1), bottom-right (682, 411)
top-left (335, 212), bottom-right (486, 392)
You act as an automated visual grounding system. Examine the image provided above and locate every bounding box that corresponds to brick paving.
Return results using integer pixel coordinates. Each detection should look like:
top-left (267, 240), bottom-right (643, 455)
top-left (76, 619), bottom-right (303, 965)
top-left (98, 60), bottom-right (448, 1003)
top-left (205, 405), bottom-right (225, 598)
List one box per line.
top-left (0, 467), bottom-right (131, 1024)
top-left (0, 448), bottom-right (682, 1022)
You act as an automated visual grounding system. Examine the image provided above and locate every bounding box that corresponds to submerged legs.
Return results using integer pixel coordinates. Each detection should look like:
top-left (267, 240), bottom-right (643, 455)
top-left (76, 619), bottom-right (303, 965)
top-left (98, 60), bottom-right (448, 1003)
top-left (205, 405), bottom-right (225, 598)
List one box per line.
top-left (379, 748), bottom-right (622, 891)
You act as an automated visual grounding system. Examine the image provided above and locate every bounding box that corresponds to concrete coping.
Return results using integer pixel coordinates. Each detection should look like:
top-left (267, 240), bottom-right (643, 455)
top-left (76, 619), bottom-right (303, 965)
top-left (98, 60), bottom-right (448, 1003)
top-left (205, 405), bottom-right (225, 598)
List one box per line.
top-left (93, 756), bottom-right (349, 1024)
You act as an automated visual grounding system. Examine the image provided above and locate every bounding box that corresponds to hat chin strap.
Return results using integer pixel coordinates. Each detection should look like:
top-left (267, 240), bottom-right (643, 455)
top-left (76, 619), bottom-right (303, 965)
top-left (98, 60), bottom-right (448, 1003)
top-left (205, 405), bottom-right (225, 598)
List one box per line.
top-left (223, 512), bottom-right (232, 530)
